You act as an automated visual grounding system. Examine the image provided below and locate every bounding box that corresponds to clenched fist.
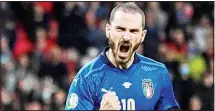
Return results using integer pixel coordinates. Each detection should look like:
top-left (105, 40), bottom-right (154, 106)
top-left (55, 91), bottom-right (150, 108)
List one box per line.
top-left (99, 91), bottom-right (121, 110)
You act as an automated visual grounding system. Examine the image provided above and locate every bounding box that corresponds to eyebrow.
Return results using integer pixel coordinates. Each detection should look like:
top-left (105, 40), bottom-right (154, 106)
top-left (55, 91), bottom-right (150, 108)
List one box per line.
top-left (115, 26), bottom-right (139, 32)
top-left (115, 26), bottom-right (126, 30)
top-left (115, 26), bottom-right (139, 33)
top-left (130, 29), bottom-right (139, 32)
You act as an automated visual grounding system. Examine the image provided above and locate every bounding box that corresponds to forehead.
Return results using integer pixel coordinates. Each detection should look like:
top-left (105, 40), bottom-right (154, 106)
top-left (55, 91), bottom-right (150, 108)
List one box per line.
top-left (111, 10), bottom-right (142, 29)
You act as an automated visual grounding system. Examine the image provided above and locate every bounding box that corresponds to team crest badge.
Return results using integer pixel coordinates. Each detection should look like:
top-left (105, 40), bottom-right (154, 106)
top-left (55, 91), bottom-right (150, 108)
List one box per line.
top-left (142, 79), bottom-right (154, 99)
top-left (65, 93), bottom-right (78, 109)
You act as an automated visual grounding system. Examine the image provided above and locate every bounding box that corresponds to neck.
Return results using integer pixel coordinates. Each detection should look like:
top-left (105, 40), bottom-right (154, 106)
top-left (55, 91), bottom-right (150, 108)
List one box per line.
top-left (106, 48), bottom-right (135, 69)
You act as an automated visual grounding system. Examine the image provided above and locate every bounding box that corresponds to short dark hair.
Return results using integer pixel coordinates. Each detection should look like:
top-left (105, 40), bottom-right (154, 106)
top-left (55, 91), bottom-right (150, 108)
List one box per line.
top-left (109, 2), bottom-right (145, 28)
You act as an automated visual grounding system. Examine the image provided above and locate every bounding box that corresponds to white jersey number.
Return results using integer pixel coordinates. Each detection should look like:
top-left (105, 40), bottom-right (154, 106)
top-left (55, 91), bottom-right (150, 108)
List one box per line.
top-left (121, 98), bottom-right (135, 110)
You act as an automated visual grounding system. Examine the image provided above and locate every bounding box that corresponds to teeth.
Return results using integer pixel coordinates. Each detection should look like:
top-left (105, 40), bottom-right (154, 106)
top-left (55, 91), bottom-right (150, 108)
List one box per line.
top-left (122, 45), bottom-right (129, 47)
top-left (120, 45), bottom-right (130, 53)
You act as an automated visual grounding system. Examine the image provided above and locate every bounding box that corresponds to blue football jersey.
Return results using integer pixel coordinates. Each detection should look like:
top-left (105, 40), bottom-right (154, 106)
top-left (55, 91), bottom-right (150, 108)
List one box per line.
top-left (65, 47), bottom-right (180, 110)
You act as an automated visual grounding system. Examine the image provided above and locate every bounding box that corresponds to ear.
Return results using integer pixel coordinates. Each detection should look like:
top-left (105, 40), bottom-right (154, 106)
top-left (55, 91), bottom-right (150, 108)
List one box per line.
top-left (106, 23), bottom-right (111, 38)
top-left (140, 30), bottom-right (147, 43)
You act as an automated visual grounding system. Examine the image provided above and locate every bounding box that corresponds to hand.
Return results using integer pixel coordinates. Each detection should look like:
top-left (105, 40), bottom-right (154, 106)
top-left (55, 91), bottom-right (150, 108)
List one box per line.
top-left (99, 91), bottom-right (121, 110)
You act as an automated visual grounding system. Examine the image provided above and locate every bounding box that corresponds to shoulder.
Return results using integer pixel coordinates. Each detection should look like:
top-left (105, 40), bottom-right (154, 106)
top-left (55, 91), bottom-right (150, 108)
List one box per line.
top-left (136, 53), bottom-right (165, 68)
top-left (136, 53), bottom-right (169, 75)
top-left (76, 54), bottom-right (106, 78)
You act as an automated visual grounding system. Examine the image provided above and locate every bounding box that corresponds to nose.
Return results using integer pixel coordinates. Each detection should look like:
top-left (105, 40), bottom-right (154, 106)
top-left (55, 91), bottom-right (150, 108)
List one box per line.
top-left (122, 31), bottom-right (131, 41)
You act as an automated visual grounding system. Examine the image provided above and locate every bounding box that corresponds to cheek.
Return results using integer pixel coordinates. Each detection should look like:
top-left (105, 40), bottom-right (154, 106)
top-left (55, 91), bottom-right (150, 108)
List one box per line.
top-left (132, 36), bottom-right (141, 45)
top-left (110, 31), bottom-right (122, 45)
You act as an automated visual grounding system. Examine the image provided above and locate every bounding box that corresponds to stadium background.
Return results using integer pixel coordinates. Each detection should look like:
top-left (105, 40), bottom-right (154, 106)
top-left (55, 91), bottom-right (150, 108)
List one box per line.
top-left (0, 1), bottom-right (214, 110)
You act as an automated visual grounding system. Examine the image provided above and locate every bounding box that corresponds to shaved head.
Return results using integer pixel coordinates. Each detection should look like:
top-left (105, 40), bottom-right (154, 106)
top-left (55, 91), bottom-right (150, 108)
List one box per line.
top-left (109, 2), bottom-right (146, 29)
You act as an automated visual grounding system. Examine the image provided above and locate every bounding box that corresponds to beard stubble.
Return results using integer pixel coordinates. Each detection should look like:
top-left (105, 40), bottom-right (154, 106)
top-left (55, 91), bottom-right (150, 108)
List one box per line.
top-left (108, 37), bottom-right (141, 64)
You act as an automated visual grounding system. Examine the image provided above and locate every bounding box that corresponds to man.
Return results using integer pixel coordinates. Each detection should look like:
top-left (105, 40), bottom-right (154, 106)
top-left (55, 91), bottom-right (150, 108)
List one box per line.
top-left (65, 2), bottom-right (180, 110)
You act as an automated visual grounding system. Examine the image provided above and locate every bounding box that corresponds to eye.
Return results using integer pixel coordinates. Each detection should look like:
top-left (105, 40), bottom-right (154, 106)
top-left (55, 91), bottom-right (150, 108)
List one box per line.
top-left (116, 27), bottom-right (126, 32)
top-left (130, 29), bottom-right (139, 34)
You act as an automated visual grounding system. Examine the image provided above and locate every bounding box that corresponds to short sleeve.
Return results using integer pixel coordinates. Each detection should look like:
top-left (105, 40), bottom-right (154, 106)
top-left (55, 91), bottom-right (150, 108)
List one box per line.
top-left (155, 67), bottom-right (180, 110)
top-left (65, 71), bottom-right (94, 110)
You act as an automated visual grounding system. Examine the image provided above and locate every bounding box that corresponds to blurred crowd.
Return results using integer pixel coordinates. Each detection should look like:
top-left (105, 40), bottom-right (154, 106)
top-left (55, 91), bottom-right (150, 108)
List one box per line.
top-left (0, 2), bottom-right (214, 110)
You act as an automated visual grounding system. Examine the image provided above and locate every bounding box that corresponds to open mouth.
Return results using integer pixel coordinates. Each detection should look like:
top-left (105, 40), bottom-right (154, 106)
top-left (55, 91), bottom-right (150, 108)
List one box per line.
top-left (120, 44), bottom-right (130, 53)
top-left (117, 42), bottom-right (131, 59)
